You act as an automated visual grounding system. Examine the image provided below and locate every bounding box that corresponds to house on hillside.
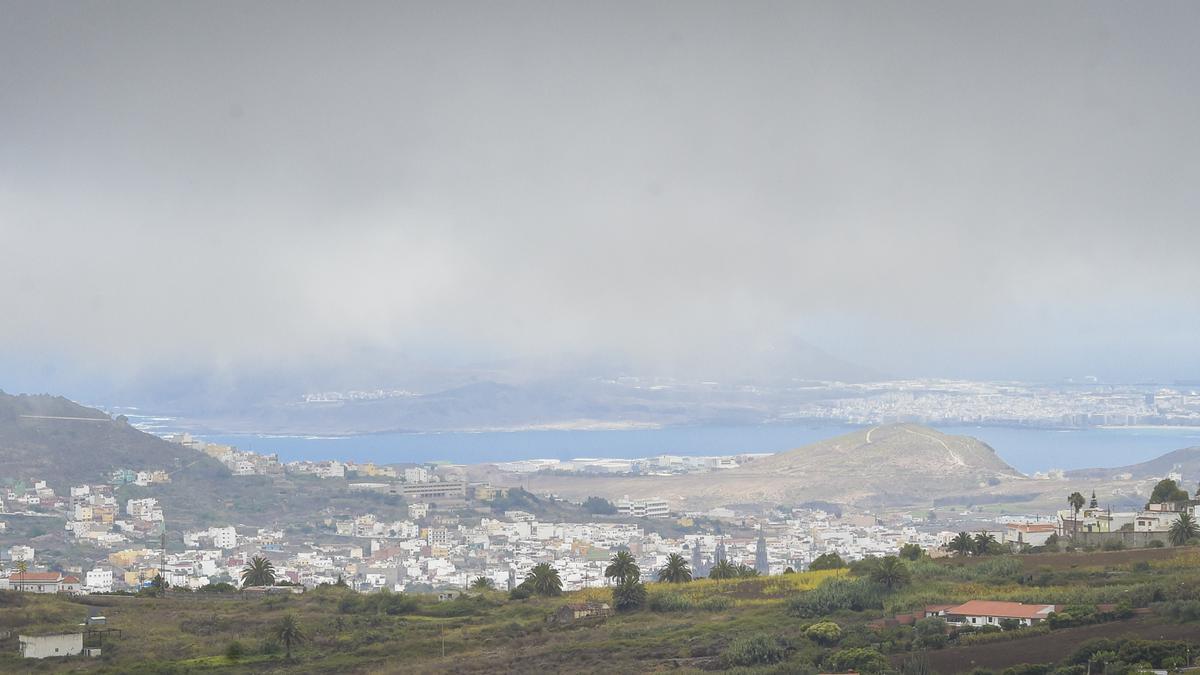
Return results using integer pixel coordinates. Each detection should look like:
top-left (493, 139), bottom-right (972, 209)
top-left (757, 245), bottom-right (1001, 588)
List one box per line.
top-left (549, 602), bottom-right (613, 624)
top-left (929, 600), bottom-right (1059, 627)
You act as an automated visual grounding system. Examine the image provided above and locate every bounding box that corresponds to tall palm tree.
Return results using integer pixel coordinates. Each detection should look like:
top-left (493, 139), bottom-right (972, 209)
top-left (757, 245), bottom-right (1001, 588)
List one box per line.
top-left (948, 532), bottom-right (974, 557)
top-left (523, 563), bottom-right (563, 596)
top-left (657, 553), bottom-right (692, 583)
top-left (241, 555), bottom-right (276, 587)
top-left (708, 559), bottom-right (738, 580)
top-left (15, 560), bottom-right (27, 591)
top-left (972, 532), bottom-right (998, 556)
top-left (1169, 512), bottom-right (1200, 546)
top-left (274, 613), bottom-right (307, 659)
top-left (469, 576), bottom-right (496, 591)
top-left (1067, 492), bottom-right (1086, 540)
top-left (604, 551), bottom-right (640, 584)
top-left (869, 556), bottom-right (911, 590)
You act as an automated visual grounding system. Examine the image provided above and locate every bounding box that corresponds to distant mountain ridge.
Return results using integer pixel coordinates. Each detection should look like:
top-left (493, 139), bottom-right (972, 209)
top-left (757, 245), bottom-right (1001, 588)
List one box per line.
top-left (1068, 446), bottom-right (1200, 481)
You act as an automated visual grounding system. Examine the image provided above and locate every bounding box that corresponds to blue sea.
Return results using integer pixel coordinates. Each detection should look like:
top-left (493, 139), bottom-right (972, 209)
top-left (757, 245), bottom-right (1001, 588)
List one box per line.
top-left (198, 424), bottom-right (1200, 474)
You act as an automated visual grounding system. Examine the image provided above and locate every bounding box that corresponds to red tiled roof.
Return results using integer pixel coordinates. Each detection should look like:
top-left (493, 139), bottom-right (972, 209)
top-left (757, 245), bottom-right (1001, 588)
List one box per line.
top-left (9, 572), bottom-right (63, 582)
top-left (946, 600), bottom-right (1058, 620)
top-left (62, 576), bottom-right (80, 583)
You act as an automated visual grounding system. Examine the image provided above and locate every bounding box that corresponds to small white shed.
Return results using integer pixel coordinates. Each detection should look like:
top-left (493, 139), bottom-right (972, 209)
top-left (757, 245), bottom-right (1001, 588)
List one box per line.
top-left (19, 633), bottom-right (84, 659)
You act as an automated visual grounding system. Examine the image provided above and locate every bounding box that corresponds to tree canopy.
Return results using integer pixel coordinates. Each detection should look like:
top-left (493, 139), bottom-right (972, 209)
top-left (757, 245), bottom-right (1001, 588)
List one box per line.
top-left (604, 551), bottom-right (640, 584)
top-left (241, 555), bottom-right (277, 587)
top-left (522, 563), bottom-right (563, 596)
top-left (809, 552), bottom-right (845, 570)
top-left (657, 553), bottom-right (692, 583)
top-left (1150, 479), bottom-right (1190, 504)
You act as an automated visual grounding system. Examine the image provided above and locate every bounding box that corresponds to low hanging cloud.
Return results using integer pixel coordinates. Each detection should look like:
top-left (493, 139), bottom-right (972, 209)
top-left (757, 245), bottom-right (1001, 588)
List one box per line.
top-left (2, 1), bottom-right (1199, 387)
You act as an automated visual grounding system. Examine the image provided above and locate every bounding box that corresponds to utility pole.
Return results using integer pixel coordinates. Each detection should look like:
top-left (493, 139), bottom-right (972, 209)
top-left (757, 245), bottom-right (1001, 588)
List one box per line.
top-left (159, 531), bottom-right (167, 597)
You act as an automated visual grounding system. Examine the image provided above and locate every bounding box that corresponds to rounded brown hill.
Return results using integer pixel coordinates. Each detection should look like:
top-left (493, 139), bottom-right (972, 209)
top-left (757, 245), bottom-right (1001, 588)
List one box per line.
top-left (686, 423), bottom-right (1024, 506)
top-left (486, 424), bottom-right (1026, 509)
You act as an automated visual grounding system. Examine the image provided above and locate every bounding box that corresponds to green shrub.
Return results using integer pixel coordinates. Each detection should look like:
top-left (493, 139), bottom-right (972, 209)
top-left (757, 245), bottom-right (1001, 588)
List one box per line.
top-left (786, 578), bottom-right (885, 617)
top-left (1153, 599), bottom-right (1200, 622)
top-left (225, 641), bottom-right (245, 661)
top-left (825, 647), bottom-right (888, 673)
top-left (804, 620), bottom-right (842, 645)
top-left (956, 624), bottom-right (1049, 646)
top-left (809, 552), bottom-right (845, 570)
top-left (724, 635), bottom-right (787, 667)
top-left (612, 580), bottom-right (646, 612)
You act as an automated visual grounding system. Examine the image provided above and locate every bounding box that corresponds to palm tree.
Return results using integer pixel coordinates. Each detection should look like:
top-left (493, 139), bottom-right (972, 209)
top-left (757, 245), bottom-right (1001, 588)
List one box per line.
top-left (241, 555), bottom-right (276, 587)
top-left (735, 564), bottom-right (759, 578)
top-left (523, 563), bottom-right (563, 596)
top-left (657, 553), bottom-right (692, 583)
top-left (604, 551), bottom-right (640, 584)
top-left (274, 613), bottom-right (307, 659)
top-left (948, 532), bottom-right (974, 557)
top-left (869, 556), bottom-right (911, 590)
top-left (15, 560), bottom-right (27, 591)
top-left (611, 578), bottom-right (647, 612)
top-left (708, 559), bottom-right (738, 580)
top-left (1067, 492), bottom-right (1086, 540)
top-left (469, 576), bottom-right (496, 591)
top-left (1169, 512), bottom-right (1200, 546)
top-left (972, 532), bottom-right (998, 556)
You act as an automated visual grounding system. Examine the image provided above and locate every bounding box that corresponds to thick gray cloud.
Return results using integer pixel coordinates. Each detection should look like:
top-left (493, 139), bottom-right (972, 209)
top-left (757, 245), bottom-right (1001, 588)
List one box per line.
top-left (2, 0), bottom-right (1199, 386)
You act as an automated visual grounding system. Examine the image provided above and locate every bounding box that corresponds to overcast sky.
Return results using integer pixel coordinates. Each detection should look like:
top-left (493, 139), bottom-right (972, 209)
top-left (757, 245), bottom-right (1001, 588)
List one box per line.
top-left (3, 1), bottom-right (1199, 397)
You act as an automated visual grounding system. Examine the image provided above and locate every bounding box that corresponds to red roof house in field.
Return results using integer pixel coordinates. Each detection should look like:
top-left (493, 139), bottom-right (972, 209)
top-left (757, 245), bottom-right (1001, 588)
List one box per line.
top-left (930, 600), bottom-right (1060, 627)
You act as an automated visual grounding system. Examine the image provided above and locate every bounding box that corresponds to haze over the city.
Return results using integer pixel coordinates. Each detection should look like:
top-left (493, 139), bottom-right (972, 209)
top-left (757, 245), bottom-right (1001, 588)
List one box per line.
top-left (4, 1), bottom-right (1200, 408)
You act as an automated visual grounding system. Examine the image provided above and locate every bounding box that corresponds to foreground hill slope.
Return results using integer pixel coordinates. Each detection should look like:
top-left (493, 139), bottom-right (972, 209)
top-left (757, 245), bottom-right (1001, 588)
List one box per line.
top-left (0, 391), bottom-right (228, 485)
top-left (2, 547), bottom-right (1197, 674)
top-left (482, 424), bottom-right (1026, 508)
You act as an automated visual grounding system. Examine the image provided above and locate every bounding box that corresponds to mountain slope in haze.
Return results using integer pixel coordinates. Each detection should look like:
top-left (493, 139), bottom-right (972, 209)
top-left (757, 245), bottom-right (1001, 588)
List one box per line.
top-left (1067, 446), bottom-right (1200, 481)
top-left (0, 391), bottom-right (229, 485)
top-left (480, 424), bottom-right (1026, 508)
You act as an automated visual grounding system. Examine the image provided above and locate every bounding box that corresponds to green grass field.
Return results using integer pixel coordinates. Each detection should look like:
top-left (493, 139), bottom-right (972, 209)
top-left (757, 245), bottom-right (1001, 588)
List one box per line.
top-left (1, 548), bottom-right (1198, 674)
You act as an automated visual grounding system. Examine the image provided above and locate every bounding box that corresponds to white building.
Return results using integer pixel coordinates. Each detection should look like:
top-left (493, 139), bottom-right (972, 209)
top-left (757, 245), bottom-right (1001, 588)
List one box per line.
top-left (616, 496), bottom-right (670, 518)
top-left (19, 633), bottom-right (84, 659)
top-left (85, 568), bottom-right (114, 593)
top-left (126, 498), bottom-right (163, 521)
top-left (10, 544), bottom-right (34, 562)
top-left (317, 461), bottom-right (346, 479)
top-left (183, 526), bottom-right (239, 550)
top-left (404, 467), bottom-right (430, 483)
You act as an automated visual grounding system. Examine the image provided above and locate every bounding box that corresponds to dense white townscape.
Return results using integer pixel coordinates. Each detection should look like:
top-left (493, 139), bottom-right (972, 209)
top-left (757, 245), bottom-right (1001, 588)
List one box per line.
top-left (779, 380), bottom-right (1200, 427)
top-left (2, 430), bottom-right (1194, 600)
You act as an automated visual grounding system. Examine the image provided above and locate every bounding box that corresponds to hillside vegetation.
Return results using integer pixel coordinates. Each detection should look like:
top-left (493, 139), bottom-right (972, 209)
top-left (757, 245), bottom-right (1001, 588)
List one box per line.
top-left (3, 547), bottom-right (1199, 674)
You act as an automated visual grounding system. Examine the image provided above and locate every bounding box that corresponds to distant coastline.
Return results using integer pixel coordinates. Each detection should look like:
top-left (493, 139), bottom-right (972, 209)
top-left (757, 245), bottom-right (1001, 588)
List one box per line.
top-left (142, 422), bottom-right (1200, 475)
